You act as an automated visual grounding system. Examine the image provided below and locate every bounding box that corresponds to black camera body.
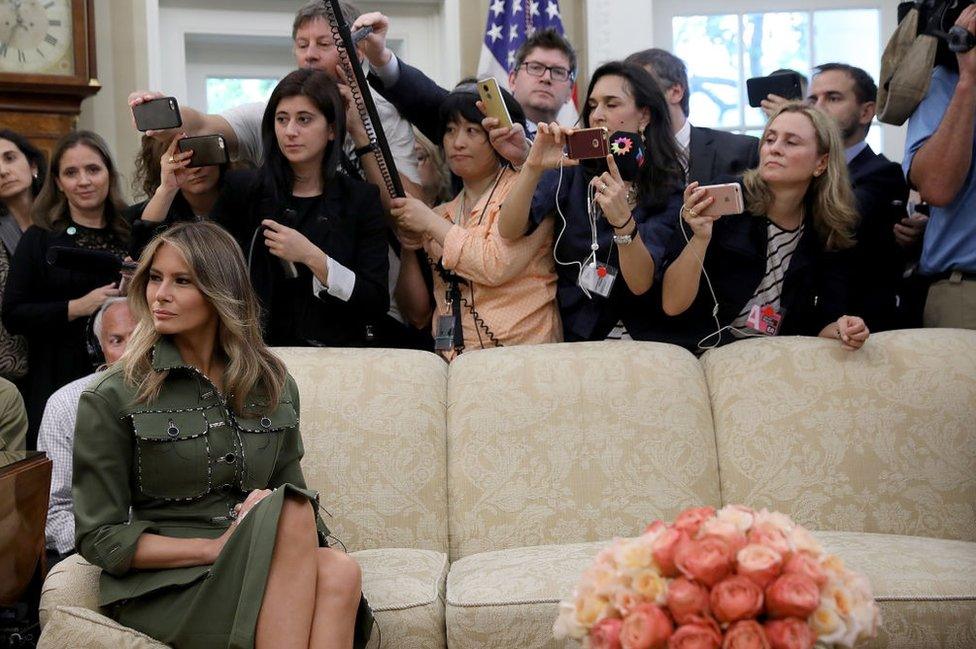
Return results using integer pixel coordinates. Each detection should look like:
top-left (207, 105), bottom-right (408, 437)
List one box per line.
top-left (908, 0), bottom-right (976, 67)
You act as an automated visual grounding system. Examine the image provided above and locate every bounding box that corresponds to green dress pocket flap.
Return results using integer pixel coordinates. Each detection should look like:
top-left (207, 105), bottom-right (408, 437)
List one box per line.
top-left (232, 402), bottom-right (298, 433)
top-left (131, 410), bottom-right (211, 441)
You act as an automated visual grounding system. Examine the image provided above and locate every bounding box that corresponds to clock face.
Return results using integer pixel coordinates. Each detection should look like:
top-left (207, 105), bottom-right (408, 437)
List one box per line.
top-left (0, 0), bottom-right (75, 75)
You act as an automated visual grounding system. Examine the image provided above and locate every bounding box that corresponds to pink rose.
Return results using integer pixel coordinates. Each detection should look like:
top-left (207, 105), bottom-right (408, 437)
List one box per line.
top-left (674, 506), bottom-right (717, 537)
top-left (736, 544), bottom-right (783, 589)
top-left (782, 552), bottom-right (827, 588)
top-left (699, 518), bottom-right (748, 556)
top-left (653, 528), bottom-right (687, 578)
top-left (763, 618), bottom-right (816, 649)
top-left (666, 577), bottom-right (711, 625)
top-left (747, 523), bottom-right (791, 556)
top-left (722, 620), bottom-right (771, 649)
top-left (765, 574), bottom-right (820, 619)
top-left (668, 617), bottom-right (722, 649)
top-left (675, 536), bottom-right (732, 587)
top-left (709, 575), bottom-right (764, 624)
top-left (590, 617), bottom-right (624, 649)
top-left (620, 604), bottom-right (673, 649)
top-left (645, 519), bottom-right (668, 536)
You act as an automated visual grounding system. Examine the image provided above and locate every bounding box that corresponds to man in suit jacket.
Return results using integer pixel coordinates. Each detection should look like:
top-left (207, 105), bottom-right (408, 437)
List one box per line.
top-left (808, 63), bottom-right (914, 330)
top-left (624, 49), bottom-right (760, 184)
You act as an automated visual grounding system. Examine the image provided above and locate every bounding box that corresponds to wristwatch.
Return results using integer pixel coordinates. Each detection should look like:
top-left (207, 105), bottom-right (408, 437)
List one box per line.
top-left (354, 141), bottom-right (377, 158)
top-left (612, 223), bottom-right (639, 246)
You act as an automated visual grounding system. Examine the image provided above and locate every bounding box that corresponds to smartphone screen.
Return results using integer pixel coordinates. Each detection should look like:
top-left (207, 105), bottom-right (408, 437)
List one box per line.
top-left (133, 97), bottom-right (183, 132)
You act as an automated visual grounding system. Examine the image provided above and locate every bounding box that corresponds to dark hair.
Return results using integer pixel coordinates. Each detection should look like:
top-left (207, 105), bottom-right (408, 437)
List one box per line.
top-left (133, 135), bottom-right (228, 199)
top-left (32, 130), bottom-right (129, 240)
top-left (292, 0), bottom-right (359, 40)
top-left (624, 48), bottom-right (690, 117)
top-left (580, 62), bottom-right (684, 208)
top-left (0, 128), bottom-right (47, 200)
top-left (512, 28), bottom-right (577, 77)
top-left (260, 68), bottom-right (346, 200)
top-left (437, 84), bottom-right (527, 153)
top-left (812, 62), bottom-right (878, 105)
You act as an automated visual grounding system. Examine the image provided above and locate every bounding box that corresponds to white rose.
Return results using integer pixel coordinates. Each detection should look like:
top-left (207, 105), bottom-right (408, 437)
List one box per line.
top-left (716, 504), bottom-right (755, 533)
top-left (553, 600), bottom-right (587, 640)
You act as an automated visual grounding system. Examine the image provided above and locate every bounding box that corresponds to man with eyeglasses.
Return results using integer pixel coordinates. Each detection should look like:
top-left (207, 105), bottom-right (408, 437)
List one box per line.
top-left (356, 13), bottom-right (577, 145)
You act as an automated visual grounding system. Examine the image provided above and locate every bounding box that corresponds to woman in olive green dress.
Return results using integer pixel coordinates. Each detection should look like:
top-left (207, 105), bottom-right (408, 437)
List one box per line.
top-left (72, 221), bottom-right (372, 648)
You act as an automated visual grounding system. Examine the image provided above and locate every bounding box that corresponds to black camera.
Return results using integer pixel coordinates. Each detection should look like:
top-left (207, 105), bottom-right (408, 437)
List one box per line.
top-left (909, 0), bottom-right (976, 62)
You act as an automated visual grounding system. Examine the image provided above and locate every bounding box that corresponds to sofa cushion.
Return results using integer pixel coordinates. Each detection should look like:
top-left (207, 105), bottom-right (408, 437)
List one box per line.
top-left (353, 548), bottom-right (449, 649)
top-left (39, 549), bottom-right (450, 649)
top-left (445, 533), bottom-right (976, 649)
top-left (446, 341), bottom-right (721, 560)
top-left (274, 347), bottom-right (450, 553)
top-left (38, 606), bottom-right (165, 649)
top-left (701, 330), bottom-right (976, 541)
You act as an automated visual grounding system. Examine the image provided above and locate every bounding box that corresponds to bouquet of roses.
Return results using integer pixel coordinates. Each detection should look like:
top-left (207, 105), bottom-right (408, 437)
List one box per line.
top-left (553, 505), bottom-right (879, 649)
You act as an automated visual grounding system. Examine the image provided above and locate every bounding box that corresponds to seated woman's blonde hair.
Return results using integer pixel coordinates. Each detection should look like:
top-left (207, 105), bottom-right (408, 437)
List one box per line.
top-left (122, 221), bottom-right (287, 415)
top-left (741, 102), bottom-right (860, 251)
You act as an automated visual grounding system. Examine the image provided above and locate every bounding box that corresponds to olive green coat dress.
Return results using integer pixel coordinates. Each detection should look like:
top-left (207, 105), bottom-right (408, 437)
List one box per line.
top-left (72, 338), bottom-right (373, 648)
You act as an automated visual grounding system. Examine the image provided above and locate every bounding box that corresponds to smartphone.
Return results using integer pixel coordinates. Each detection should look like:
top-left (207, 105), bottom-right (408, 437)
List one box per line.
top-left (699, 183), bottom-right (745, 217)
top-left (133, 96), bottom-right (183, 132)
top-left (177, 134), bottom-right (229, 167)
top-left (746, 72), bottom-right (804, 108)
top-left (476, 77), bottom-right (514, 129)
top-left (566, 127), bottom-right (609, 160)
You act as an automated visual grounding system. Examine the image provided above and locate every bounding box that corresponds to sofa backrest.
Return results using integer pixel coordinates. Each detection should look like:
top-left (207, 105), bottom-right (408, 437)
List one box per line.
top-left (274, 347), bottom-right (450, 554)
top-left (445, 341), bottom-right (722, 561)
top-left (701, 329), bottom-right (976, 542)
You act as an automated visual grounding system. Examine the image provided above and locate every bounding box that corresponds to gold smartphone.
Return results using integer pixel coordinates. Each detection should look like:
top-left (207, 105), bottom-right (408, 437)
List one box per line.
top-left (477, 77), bottom-right (514, 128)
top-left (699, 183), bottom-right (745, 217)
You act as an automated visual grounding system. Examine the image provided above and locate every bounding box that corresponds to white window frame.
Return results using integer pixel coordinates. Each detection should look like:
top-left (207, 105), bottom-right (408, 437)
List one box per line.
top-left (652, 0), bottom-right (905, 161)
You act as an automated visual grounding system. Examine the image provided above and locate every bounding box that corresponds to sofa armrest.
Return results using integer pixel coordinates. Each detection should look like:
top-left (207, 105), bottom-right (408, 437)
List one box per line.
top-left (39, 554), bottom-right (102, 628)
top-left (37, 606), bottom-right (167, 649)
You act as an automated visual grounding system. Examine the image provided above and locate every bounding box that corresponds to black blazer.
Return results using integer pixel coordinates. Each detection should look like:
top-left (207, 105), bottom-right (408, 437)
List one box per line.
top-left (687, 127), bottom-right (760, 185)
top-left (367, 58), bottom-right (448, 146)
top-left (658, 203), bottom-right (852, 352)
top-left (847, 145), bottom-right (910, 332)
top-left (226, 172), bottom-right (390, 348)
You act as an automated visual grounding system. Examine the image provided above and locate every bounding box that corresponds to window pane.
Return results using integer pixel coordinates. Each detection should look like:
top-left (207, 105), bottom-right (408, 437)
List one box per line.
top-left (813, 10), bottom-right (879, 80)
top-left (673, 14), bottom-right (742, 128)
top-left (742, 12), bottom-right (809, 125)
top-left (207, 78), bottom-right (279, 114)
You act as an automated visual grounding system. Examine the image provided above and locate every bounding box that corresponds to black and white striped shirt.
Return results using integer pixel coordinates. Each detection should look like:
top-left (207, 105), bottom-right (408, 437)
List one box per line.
top-left (732, 219), bottom-right (805, 331)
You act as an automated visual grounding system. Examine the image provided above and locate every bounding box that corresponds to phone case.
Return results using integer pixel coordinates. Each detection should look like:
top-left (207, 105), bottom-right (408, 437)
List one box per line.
top-left (476, 78), bottom-right (514, 128)
top-left (133, 97), bottom-right (183, 132)
top-left (700, 183), bottom-right (744, 217)
top-left (746, 74), bottom-right (803, 108)
top-left (567, 127), bottom-right (609, 160)
top-left (177, 135), bottom-right (229, 167)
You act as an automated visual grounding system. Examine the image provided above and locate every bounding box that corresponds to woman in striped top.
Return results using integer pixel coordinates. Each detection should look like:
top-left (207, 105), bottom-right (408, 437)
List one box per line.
top-left (660, 102), bottom-right (870, 352)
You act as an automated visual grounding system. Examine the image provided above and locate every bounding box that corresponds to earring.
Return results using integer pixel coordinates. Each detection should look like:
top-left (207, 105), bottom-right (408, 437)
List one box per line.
top-left (32, 172), bottom-right (38, 179)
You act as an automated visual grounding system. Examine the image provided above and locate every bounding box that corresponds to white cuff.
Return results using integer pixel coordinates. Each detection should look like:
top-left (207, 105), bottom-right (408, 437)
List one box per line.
top-left (312, 257), bottom-right (356, 302)
top-left (369, 52), bottom-right (401, 87)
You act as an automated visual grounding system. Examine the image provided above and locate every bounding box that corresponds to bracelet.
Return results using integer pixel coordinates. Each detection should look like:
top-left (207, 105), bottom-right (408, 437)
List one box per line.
top-left (354, 141), bottom-right (377, 158)
top-left (608, 214), bottom-right (635, 231)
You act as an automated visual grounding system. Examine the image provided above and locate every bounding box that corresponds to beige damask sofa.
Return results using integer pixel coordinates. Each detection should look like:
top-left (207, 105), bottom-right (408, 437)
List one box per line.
top-left (38, 329), bottom-right (976, 648)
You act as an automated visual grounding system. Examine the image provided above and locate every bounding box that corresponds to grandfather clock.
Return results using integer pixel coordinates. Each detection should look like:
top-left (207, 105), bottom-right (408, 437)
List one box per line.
top-left (0, 0), bottom-right (99, 158)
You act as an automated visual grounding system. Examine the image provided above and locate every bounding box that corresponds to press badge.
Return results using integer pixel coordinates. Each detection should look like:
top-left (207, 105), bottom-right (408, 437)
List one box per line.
top-left (434, 314), bottom-right (456, 351)
top-left (579, 262), bottom-right (617, 297)
top-left (745, 304), bottom-right (783, 336)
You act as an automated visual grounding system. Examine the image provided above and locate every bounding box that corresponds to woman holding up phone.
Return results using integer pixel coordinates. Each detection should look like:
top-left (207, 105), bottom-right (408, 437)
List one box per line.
top-left (497, 61), bottom-right (684, 342)
top-left (661, 102), bottom-right (870, 352)
top-left (228, 68), bottom-right (389, 347)
top-left (125, 134), bottom-right (244, 259)
top-left (2, 131), bottom-right (129, 445)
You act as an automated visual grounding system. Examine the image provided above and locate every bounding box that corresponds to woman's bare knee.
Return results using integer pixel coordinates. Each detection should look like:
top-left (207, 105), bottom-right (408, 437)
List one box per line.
top-left (316, 548), bottom-right (362, 598)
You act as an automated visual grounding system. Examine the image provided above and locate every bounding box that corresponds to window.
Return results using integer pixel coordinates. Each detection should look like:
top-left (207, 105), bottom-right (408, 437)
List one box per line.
top-left (671, 8), bottom-right (882, 150)
top-left (206, 77), bottom-right (279, 114)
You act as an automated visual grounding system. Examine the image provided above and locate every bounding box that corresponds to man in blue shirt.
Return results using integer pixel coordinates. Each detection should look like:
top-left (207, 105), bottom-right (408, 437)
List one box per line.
top-left (903, 5), bottom-right (976, 329)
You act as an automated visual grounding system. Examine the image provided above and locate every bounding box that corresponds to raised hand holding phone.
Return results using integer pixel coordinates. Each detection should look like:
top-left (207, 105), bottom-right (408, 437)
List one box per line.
top-left (524, 122), bottom-right (578, 172)
top-left (681, 181), bottom-right (720, 241)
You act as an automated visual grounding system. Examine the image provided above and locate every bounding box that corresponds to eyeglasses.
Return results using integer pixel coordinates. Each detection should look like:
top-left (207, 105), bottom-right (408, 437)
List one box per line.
top-left (518, 61), bottom-right (574, 82)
